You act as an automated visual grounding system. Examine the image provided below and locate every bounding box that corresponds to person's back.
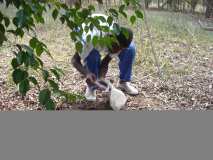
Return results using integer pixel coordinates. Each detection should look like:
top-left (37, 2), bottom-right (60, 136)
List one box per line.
top-left (80, 13), bottom-right (113, 60)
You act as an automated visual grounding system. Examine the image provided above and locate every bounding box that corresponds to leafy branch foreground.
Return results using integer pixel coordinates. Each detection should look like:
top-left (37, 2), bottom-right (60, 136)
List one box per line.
top-left (0, 0), bottom-right (144, 110)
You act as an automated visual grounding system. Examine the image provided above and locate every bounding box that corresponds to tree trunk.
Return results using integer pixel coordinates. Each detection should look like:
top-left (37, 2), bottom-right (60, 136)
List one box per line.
top-left (158, 0), bottom-right (160, 9)
top-left (161, 0), bottom-right (171, 9)
top-left (65, 0), bottom-right (81, 6)
top-left (191, 0), bottom-right (199, 13)
top-left (206, 0), bottom-right (213, 18)
top-left (145, 0), bottom-right (149, 9)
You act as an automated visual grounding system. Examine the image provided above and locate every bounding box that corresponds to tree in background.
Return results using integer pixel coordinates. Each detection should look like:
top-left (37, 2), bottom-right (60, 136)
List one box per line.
top-left (64, 0), bottom-right (103, 6)
top-left (145, 0), bottom-right (152, 9)
top-left (190, 0), bottom-right (200, 13)
top-left (65, 0), bottom-right (81, 6)
top-left (205, 0), bottom-right (213, 18)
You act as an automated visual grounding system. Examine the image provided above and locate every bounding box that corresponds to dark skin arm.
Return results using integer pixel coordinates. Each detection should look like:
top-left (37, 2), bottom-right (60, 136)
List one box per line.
top-left (71, 52), bottom-right (88, 76)
top-left (71, 52), bottom-right (96, 85)
top-left (99, 54), bottom-right (112, 79)
top-left (72, 52), bottom-right (112, 84)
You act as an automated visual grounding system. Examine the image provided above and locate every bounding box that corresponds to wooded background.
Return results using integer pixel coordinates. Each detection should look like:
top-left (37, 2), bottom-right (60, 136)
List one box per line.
top-left (63, 0), bottom-right (213, 18)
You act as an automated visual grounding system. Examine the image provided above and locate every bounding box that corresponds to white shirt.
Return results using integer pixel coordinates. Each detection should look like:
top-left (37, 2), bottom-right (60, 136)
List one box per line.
top-left (79, 13), bottom-right (115, 61)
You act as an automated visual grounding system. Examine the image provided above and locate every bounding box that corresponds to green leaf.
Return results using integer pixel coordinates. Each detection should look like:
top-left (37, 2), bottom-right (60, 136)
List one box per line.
top-left (88, 5), bottom-right (95, 11)
top-left (102, 36), bottom-right (110, 48)
top-left (13, 0), bottom-right (21, 8)
top-left (92, 18), bottom-right (100, 28)
top-left (121, 27), bottom-right (129, 39)
top-left (4, 17), bottom-right (10, 27)
top-left (29, 37), bottom-right (38, 49)
top-left (15, 28), bottom-right (24, 37)
top-left (86, 35), bottom-right (91, 43)
top-left (19, 79), bottom-right (30, 96)
top-left (92, 36), bottom-right (99, 47)
top-left (84, 26), bottom-right (89, 33)
top-left (5, 0), bottom-right (14, 7)
top-left (99, 37), bottom-right (106, 48)
top-left (52, 9), bottom-right (59, 20)
top-left (89, 23), bottom-right (94, 31)
top-left (101, 26), bottom-right (110, 32)
top-left (97, 16), bottom-right (106, 23)
top-left (53, 67), bottom-right (65, 76)
top-left (45, 99), bottom-right (55, 110)
top-left (21, 45), bottom-right (34, 55)
top-left (16, 51), bottom-right (26, 65)
top-left (50, 69), bottom-right (60, 81)
top-left (44, 48), bottom-right (53, 59)
top-left (0, 23), bottom-right (5, 34)
top-left (48, 79), bottom-right (59, 90)
top-left (123, 0), bottom-right (130, 6)
top-left (135, 10), bottom-right (144, 19)
top-left (107, 16), bottom-right (113, 26)
top-left (12, 69), bottom-right (28, 84)
top-left (67, 20), bottom-right (75, 30)
top-left (12, 17), bottom-right (18, 26)
top-left (60, 16), bottom-right (65, 24)
top-left (109, 8), bottom-right (118, 17)
top-left (16, 9), bottom-right (25, 27)
top-left (42, 70), bottom-right (49, 82)
top-left (29, 76), bottom-right (38, 86)
top-left (69, 8), bottom-right (77, 16)
top-left (119, 5), bottom-right (125, 13)
top-left (60, 91), bottom-right (85, 103)
top-left (39, 89), bottom-right (51, 105)
top-left (36, 44), bottom-right (44, 56)
top-left (70, 31), bottom-right (77, 41)
top-left (75, 41), bottom-right (83, 53)
top-left (0, 31), bottom-right (7, 46)
top-left (130, 15), bottom-right (136, 24)
top-left (61, 3), bottom-right (69, 10)
top-left (29, 57), bottom-right (40, 70)
top-left (34, 15), bottom-right (45, 24)
top-left (20, 49), bottom-right (39, 69)
top-left (11, 58), bottom-right (20, 69)
top-left (0, 12), bottom-right (3, 21)
top-left (120, 11), bottom-right (127, 18)
top-left (37, 57), bottom-right (43, 67)
top-left (78, 8), bottom-right (90, 19)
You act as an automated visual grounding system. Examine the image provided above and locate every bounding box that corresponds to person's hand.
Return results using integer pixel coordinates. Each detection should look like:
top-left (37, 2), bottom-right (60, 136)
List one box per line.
top-left (86, 73), bottom-right (97, 85)
top-left (96, 79), bottom-right (109, 91)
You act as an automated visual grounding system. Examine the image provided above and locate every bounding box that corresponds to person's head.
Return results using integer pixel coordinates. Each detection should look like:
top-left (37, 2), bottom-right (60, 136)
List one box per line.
top-left (109, 27), bottom-right (133, 54)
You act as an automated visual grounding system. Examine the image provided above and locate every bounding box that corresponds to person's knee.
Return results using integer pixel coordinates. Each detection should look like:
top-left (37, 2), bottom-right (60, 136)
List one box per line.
top-left (119, 42), bottom-right (136, 61)
top-left (87, 49), bottom-right (100, 62)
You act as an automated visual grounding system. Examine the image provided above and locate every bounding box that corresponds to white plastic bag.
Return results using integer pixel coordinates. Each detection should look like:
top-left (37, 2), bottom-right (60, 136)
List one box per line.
top-left (95, 80), bottom-right (127, 111)
top-left (110, 87), bottom-right (127, 111)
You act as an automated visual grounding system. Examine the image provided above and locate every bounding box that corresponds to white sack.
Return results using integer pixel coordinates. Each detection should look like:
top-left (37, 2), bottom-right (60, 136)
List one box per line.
top-left (110, 87), bottom-right (127, 111)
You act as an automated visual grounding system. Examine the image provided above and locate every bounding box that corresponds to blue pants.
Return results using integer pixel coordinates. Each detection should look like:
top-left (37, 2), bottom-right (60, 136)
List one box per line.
top-left (84, 42), bottom-right (136, 82)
